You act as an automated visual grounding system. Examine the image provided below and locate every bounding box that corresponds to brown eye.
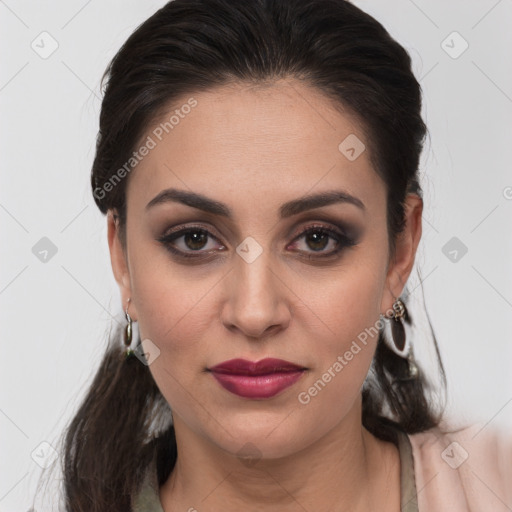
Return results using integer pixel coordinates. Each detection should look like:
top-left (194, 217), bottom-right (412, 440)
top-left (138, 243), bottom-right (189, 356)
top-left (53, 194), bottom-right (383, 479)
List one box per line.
top-left (304, 230), bottom-right (330, 251)
top-left (157, 226), bottom-right (225, 259)
top-left (183, 230), bottom-right (208, 250)
top-left (288, 224), bottom-right (356, 258)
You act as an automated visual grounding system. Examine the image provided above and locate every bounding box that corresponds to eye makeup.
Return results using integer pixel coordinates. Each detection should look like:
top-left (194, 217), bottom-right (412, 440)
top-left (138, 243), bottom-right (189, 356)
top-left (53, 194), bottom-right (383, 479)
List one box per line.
top-left (155, 218), bottom-right (361, 263)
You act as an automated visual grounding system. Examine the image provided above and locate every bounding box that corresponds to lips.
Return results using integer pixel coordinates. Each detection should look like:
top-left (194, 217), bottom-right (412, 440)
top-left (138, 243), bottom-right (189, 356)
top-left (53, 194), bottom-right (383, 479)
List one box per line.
top-left (208, 358), bottom-right (307, 399)
top-left (209, 358), bottom-right (306, 375)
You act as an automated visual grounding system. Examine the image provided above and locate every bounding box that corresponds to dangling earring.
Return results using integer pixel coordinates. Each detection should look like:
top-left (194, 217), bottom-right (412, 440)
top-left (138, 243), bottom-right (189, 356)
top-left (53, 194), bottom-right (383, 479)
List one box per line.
top-left (124, 298), bottom-right (135, 360)
top-left (390, 297), bottom-right (406, 352)
top-left (383, 297), bottom-right (419, 380)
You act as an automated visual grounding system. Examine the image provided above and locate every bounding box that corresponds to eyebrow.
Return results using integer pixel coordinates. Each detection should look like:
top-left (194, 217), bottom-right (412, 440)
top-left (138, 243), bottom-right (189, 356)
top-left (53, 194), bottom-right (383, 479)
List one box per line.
top-left (145, 187), bottom-right (365, 218)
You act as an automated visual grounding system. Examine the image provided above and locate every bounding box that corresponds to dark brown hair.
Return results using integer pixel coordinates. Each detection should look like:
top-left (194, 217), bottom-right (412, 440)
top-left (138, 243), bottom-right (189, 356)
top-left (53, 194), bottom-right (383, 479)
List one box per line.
top-left (57, 0), bottom-right (446, 509)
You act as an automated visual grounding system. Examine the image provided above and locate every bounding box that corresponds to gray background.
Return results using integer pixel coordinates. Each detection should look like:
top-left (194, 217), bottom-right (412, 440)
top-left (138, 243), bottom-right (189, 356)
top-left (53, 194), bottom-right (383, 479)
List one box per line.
top-left (1, 0), bottom-right (511, 509)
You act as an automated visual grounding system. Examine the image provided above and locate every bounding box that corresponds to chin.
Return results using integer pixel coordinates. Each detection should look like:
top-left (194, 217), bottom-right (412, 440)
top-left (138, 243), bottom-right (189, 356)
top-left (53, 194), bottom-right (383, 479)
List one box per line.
top-left (207, 417), bottom-right (313, 463)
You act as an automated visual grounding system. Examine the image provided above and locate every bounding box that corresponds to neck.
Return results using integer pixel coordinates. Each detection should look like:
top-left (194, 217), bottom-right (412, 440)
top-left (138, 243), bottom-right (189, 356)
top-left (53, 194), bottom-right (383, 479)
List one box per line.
top-left (159, 399), bottom-right (400, 512)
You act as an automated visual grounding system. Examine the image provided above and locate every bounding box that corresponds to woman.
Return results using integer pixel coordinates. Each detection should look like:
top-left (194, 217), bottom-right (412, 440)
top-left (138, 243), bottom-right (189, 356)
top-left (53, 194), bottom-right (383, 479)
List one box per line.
top-left (60, 0), bottom-right (512, 510)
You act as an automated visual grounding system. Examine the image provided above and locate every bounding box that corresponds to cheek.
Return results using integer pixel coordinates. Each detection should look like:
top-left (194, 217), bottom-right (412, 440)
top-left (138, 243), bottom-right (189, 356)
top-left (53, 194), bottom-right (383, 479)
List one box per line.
top-left (131, 263), bottom-right (216, 354)
top-left (130, 263), bottom-right (219, 414)
top-left (293, 270), bottom-right (386, 419)
top-left (300, 253), bottom-right (387, 345)
top-left (293, 247), bottom-right (388, 400)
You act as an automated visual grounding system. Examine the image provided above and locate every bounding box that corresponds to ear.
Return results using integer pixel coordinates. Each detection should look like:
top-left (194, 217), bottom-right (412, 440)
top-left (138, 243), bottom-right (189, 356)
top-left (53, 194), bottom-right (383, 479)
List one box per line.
top-left (380, 194), bottom-right (423, 314)
top-left (107, 210), bottom-right (138, 321)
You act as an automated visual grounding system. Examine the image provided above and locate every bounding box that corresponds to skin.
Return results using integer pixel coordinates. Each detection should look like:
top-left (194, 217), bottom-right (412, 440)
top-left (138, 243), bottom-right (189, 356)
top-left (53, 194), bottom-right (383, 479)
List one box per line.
top-left (108, 78), bottom-right (422, 511)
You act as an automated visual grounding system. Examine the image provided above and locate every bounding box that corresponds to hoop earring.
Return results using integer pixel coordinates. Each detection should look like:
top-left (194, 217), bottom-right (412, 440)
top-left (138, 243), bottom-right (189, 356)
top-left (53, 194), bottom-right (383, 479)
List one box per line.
top-left (124, 298), bottom-right (135, 360)
top-left (383, 297), bottom-right (419, 380)
top-left (390, 297), bottom-right (406, 352)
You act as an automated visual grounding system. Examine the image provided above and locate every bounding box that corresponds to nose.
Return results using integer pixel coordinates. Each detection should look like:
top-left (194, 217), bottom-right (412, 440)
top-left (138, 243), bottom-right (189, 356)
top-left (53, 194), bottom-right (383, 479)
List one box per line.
top-left (221, 247), bottom-right (291, 340)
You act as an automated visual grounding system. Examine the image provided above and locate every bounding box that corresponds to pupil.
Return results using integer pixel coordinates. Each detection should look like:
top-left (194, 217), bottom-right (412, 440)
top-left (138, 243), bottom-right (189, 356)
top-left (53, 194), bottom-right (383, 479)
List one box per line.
top-left (307, 231), bottom-right (328, 251)
top-left (185, 231), bottom-right (207, 250)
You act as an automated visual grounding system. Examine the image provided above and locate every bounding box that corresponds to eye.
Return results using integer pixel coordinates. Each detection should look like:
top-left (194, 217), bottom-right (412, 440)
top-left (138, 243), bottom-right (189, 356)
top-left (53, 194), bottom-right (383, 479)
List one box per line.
top-left (287, 224), bottom-right (356, 258)
top-left (157, 225), bottom-right (225, 259)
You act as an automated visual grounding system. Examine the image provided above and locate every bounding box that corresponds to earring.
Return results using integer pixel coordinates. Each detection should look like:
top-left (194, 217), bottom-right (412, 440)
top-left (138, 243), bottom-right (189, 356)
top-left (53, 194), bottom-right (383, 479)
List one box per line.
top-left (383, 297), bottom-right (419, 380)
top-left (124, 298), bottom-right (135, 360)
top-left (390, 297), bottom-right (406, 352)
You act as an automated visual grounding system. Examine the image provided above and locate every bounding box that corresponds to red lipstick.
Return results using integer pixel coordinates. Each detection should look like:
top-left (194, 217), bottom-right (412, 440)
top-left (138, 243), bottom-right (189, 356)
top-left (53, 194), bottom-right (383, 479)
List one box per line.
top-left (208, 358), bottom-right (307, 399)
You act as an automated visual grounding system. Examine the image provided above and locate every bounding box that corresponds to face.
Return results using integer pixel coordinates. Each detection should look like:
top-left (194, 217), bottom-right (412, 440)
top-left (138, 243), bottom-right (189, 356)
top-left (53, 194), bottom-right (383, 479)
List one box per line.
top-left (108, 78), bottom-right (421, 460)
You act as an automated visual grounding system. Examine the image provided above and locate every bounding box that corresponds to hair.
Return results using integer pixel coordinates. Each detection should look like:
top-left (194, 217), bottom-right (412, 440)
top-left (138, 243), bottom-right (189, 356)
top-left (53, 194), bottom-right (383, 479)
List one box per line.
top-left (58, 0), bottom-right (447, 510)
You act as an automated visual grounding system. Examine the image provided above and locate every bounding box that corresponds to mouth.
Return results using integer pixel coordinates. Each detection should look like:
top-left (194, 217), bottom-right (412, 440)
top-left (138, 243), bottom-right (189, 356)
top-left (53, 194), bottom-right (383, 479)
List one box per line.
top-left (208, 358), bottom-right (308, 399)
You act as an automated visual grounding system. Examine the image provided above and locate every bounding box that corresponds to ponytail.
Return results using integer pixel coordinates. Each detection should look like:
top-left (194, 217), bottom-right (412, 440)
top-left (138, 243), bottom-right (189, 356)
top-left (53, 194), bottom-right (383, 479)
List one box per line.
top-left (362, 306), bottom-right (446, 445)
top-left (61, 325), bottom-right (174, 511)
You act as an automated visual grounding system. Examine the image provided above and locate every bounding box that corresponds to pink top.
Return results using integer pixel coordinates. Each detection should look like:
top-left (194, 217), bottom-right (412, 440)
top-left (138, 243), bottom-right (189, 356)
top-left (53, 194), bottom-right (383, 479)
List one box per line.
top-left (132, 423), bottom-right (512, 511)
top-left (408, 423), bottom-right (512, 511)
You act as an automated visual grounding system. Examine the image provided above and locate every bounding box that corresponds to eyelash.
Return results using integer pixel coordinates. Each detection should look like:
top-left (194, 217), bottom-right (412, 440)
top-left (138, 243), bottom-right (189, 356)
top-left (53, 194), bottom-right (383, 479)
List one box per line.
top-left (157, 223), bottom-right (357, 261)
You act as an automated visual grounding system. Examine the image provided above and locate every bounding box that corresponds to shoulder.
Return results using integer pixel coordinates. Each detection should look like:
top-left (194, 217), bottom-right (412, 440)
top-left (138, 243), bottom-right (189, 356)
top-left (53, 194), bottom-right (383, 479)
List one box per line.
top-left (407, 422), bottom-right (512, 511)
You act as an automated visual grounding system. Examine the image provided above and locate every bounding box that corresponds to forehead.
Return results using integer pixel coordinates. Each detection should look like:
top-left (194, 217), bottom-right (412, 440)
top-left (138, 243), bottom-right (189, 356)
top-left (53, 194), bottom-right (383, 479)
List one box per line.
top-left (126, 79), bottom-right (385, 216)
